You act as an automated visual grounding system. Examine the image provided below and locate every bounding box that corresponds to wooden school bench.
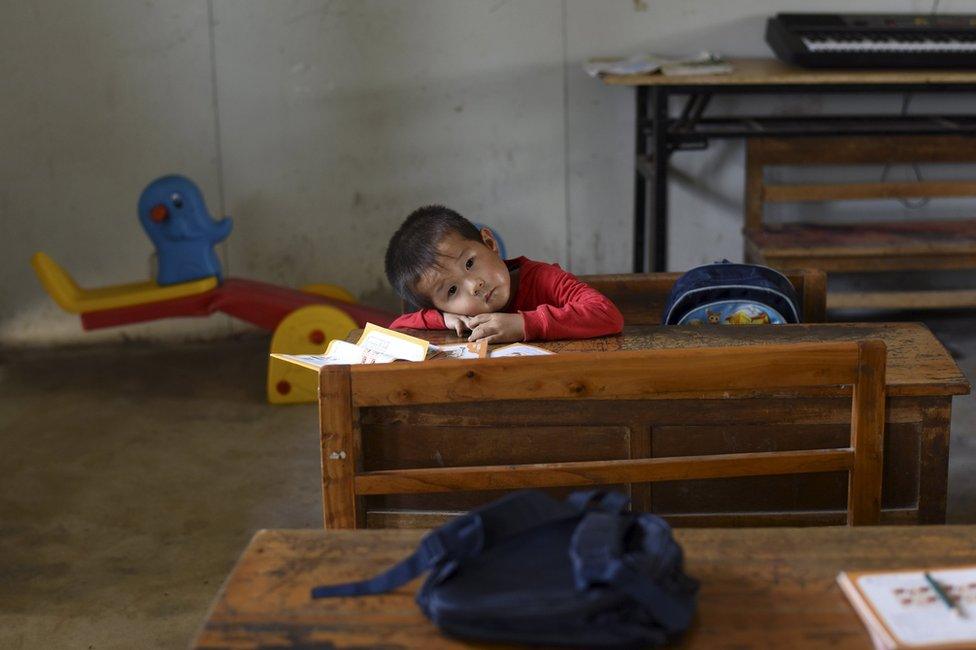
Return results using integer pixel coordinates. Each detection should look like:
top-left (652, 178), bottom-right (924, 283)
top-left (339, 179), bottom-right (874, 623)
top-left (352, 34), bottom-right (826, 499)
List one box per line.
top-left (579, 268), bottom-right (826, 325)
top-left (744, 135), bottom-right (976, 311)
top-left (325, 322), bottom-right (967, 529)
top-left (192, 525), bottom-right (976, 649)
top-left (578, 269), bottom-right (827, 325)
top-left (320, 339), bottom-right (885, 530)
top-left (402, 268), bottom-right (827, 325)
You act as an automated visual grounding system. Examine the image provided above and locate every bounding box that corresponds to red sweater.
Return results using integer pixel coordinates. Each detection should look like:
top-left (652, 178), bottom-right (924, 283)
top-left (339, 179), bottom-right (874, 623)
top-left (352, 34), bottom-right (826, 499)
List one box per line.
top-left (389, 257), bottom-right (624, 340)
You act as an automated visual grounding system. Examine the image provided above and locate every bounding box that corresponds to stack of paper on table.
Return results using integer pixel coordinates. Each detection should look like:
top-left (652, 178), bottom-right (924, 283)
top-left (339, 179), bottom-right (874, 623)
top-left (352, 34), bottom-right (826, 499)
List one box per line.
top-left (837, 565), bottom-right (976, 649)
top-left (271, 322), bottom-right (553, 371)
top-left (583, 51), bottom-right (732, 77)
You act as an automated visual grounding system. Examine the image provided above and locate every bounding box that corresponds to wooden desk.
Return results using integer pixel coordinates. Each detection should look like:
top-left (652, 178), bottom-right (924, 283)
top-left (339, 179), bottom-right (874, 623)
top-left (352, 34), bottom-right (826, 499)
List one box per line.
top-left (193, 525), bottom-right (976, 649)
top-left (599, 57), bottom-right (976, 271)
top-left (335, 323), bottom-right (967, 528)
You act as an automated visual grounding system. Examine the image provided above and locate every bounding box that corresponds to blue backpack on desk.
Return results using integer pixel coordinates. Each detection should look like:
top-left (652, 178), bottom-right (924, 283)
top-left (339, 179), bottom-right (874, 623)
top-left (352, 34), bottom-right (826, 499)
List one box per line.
top-left (662, 261), bottom-right (801, 325)
top-left (311, 490), bottom-right (699, 648)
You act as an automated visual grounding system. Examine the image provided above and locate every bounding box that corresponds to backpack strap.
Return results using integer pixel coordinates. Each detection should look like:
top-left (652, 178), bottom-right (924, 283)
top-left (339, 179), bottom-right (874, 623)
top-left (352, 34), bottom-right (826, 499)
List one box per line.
top-left (311, 490), bottom-right (578, 600)
top-left (570, 511), bottom-right (696, 634)
top-left (567, 489), bottom-right (630, 514)
top-left (311, 513), bottom-right (484, 599)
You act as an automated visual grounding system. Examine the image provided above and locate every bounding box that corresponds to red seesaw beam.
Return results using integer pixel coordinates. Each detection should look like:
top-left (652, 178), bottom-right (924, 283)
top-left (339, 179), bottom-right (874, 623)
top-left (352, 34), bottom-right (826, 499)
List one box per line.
top-left (80, 278), bottom-right (394, 331)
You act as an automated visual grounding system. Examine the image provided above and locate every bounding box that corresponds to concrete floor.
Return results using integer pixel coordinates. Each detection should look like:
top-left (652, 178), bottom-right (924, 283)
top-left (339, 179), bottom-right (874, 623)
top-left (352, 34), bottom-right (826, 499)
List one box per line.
top-left (0, 315), bottom-right (973, 649)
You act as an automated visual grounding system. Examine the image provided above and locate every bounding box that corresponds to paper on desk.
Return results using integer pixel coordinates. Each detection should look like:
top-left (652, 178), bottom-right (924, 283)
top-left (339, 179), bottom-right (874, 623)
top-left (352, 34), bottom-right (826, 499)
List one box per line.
top-left (269, 324), bottom-right (421, 370)
top-left (490, 343), bottom-right (554, 357)
top-left (583, 54), bottom-right (665, 77)
top-left (857, 568), bottom-right (976, 647)
top-left (271, 324), bottom-right (553, 370)
top-left (270, 339), bottom-right (395, 369)
top-left (428, 341), bottom-right (552, 359)
top-left (427, 339), bottom-right (489, 360)
top-left (584, 51), bottom-right (731, 77)
top-left (355, 323), bottom-right (428, 362)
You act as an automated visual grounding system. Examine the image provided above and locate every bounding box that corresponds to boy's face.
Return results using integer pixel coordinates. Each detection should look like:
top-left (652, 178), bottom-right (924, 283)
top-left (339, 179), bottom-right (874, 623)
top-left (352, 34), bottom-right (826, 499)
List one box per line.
top-left (415, 228), bottom-right (511, 316)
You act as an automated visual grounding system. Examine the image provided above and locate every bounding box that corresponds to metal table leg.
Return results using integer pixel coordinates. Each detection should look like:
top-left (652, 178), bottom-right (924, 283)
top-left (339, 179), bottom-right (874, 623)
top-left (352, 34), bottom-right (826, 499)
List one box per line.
top-left (633, 86), bottom-right (647, 272)
top-left (651, 87), bottom-right (669, 272)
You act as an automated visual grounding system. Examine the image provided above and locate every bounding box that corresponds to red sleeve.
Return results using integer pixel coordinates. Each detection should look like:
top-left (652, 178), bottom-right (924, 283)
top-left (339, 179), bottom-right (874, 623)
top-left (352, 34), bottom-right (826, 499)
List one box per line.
top-left (519, 267), bottom-right (624, 340)
top-left (389, 309), bottom-right (446, 331)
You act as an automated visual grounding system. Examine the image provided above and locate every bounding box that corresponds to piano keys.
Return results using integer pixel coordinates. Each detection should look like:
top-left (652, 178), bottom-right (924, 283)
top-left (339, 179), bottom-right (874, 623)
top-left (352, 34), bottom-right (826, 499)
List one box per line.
top-left (766, 13), bottom-right (976, 68)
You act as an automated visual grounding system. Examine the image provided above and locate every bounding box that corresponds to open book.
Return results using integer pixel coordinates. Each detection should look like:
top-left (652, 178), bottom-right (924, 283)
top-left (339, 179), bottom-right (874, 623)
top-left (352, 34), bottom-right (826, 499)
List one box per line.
top-left (838, 565), bottom-right (976, 649)
top-left (583, 51), bottom-right (732, 77)
top-left (271, 322), bottom-right (553, 371)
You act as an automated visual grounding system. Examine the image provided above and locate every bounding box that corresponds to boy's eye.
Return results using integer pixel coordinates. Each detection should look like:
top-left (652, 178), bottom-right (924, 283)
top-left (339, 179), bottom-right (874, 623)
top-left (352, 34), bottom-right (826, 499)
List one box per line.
top-left (447, 286), bottom-right (457, 297)
top-left (465, 257), bottom-right (474, 269)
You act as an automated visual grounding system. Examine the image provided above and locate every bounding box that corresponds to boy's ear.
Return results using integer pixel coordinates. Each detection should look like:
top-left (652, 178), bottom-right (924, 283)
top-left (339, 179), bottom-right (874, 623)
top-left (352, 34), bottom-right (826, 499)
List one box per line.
top-left (480, 227), bottom-right (500, 254)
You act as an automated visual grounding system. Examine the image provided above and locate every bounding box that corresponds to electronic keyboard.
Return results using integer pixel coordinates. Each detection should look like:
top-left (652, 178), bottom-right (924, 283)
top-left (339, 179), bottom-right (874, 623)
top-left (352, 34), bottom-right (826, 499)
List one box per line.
top-left (766, 13), bottom-right (976, 68)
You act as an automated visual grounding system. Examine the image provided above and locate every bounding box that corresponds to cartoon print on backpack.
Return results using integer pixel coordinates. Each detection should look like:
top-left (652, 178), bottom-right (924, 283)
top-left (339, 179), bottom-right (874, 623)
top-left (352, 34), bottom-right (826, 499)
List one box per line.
top-left (662, 262), bottom-right (801, 326)
top-left (724, 304), bottom-right (772, 325)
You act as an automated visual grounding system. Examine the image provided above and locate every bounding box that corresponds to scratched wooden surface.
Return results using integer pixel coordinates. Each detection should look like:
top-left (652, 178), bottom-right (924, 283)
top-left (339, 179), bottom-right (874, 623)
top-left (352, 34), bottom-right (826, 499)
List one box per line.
top-left (193, 525), bottom-right (976, 649)
top-left (387, 323), bottom-right (969, 398)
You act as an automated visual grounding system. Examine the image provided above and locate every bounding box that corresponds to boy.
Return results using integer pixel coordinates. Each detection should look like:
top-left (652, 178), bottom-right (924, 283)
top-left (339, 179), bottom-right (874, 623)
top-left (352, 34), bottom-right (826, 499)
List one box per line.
top-left (385, 205), bottom-right (624, 343)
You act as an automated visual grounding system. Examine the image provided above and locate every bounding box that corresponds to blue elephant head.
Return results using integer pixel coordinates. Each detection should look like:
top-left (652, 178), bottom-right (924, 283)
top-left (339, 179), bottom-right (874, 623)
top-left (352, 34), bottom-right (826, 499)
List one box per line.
top-left (137, 175), bottom-right (232, 285)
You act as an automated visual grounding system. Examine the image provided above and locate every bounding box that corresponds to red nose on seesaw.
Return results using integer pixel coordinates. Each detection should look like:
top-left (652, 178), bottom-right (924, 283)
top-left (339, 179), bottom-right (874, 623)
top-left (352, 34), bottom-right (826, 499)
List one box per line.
top-left (150, 204), bottom-right (169, 223)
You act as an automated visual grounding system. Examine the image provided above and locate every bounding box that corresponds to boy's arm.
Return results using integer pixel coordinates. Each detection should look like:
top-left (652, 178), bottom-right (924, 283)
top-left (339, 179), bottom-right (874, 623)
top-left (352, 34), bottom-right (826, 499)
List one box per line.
top-left (519, 267), bottom-right (624, 340)
top-left (389, 309), bottom-right (447, 331)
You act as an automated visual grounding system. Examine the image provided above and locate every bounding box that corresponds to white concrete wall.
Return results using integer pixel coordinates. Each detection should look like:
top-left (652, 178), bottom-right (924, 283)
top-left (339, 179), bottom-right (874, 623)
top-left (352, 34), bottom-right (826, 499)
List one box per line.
top-left (1, 0), bottom-right (968, 346)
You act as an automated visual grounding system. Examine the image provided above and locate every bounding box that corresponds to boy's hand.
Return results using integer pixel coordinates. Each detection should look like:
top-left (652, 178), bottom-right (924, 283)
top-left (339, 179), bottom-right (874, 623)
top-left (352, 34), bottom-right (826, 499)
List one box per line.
top-left (466, 313), bottom-right (525, 344)
top-left (442, 312), bottom-right (469, 336)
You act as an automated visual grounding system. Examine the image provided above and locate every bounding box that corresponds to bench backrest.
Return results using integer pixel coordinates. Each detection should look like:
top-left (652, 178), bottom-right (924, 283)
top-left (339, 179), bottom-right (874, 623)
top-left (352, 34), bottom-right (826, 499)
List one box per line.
top-left (745, 135), bottom-right (976, 233)
top-left (402, 269), bottom-right (827, 324)
top-left (318, 340), bottom-right (886, 529)
top-left (579, 269), bottom-right (826, 324)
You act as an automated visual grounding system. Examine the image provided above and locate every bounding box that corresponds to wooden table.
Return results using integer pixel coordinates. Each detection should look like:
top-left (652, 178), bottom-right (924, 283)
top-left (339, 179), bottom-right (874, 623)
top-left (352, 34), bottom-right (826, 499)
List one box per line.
top-left (193, 525), bottom-right (976, 649)
top-left (599, 57), bottom-right (976, 271)
top-left (342, 323), bottom-right (967, 527)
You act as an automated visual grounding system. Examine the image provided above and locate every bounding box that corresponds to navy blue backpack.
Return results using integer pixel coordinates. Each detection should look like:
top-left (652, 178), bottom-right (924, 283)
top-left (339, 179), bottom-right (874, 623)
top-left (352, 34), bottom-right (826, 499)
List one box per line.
top-left (311, 490), bottom-right (699, 648)
top-left (662, 261), bottom-right (801, 326)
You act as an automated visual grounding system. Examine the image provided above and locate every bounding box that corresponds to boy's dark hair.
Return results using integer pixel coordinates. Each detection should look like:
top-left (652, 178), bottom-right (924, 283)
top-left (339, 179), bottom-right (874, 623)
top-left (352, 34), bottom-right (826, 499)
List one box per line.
top-left (385, 205), bottom-right (483, 309)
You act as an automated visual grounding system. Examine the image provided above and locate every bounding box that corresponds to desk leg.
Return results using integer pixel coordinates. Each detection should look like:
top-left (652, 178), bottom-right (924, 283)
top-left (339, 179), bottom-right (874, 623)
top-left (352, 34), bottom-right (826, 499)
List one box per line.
top-left (651, 87), bottom-right (669, 272)
top-left (319, 367), bottom-right (362, 529)
top-left (918, 400), bottom-right (951, 524)
top-left (634, 86), bottom-right (648, 273)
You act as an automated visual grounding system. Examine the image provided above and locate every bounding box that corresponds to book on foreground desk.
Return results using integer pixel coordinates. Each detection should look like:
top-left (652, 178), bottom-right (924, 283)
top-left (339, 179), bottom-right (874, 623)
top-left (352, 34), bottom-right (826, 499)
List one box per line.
top-left (838, 565), bottom-right (976, 649)
top-left (271, 322), bottom-right (552, 371)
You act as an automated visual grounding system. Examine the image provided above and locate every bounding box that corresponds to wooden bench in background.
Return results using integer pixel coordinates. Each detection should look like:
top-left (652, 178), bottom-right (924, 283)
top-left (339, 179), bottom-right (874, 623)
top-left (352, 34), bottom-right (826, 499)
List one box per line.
top-left (744, 135), bottom-right (976, 311)
top-left (318, 340), bottom-right (886, 530)
top-left (404, 269), bottom-right (827, 324)
top-left (579, 269), bottom-right (826, 324)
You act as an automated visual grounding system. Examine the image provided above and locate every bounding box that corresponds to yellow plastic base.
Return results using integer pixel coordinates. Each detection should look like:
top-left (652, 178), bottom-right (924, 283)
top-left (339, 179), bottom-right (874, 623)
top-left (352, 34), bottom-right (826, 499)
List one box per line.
top-left (31, 251), bottom-right (217, 314)
top-left (266, 304), bottom-right (358, 404)
top-left (300, 283), bottom-right (357, 304)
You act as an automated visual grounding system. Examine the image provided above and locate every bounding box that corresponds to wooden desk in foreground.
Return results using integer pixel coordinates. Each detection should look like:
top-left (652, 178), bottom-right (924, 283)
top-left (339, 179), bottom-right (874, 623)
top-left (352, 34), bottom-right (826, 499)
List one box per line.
top-left (193, 525), bottom-right (976, 649)
top-left (340, 323), bottom-right (967, 527)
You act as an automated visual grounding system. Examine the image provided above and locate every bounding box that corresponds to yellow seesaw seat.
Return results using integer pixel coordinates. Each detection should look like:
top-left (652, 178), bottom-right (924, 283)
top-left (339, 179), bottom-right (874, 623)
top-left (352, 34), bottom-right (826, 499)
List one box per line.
top-left (31, 252), bottom-right (218, 314)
